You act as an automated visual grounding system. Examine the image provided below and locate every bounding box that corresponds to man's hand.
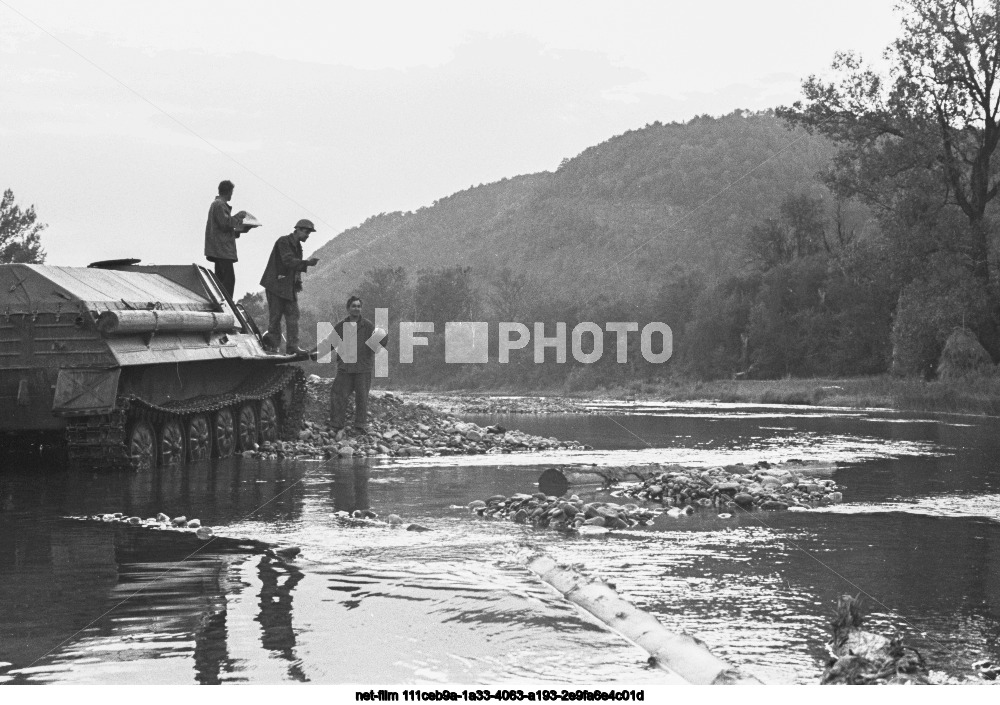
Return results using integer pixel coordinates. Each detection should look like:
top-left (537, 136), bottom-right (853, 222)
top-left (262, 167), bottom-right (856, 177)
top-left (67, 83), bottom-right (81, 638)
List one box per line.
top-left (307, 257), bottom-right (319, 267)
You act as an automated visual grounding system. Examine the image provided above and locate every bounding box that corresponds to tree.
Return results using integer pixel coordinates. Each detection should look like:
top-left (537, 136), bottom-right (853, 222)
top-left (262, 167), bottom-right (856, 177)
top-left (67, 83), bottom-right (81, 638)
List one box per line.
top-left (747, 193), bottom-right (828, 269)
top-left (414, 266), bottom-right (479, 326)
top-left (779, 0), bottom-right (1000, 285)
top-left (1, 189), bottom-right (46, 263)
top-left (237, 291), bottom-right (266, 327)
top-left (486, 266), bottom-right (532, 321)
top-left (354, 266), bottom-right (413, 321)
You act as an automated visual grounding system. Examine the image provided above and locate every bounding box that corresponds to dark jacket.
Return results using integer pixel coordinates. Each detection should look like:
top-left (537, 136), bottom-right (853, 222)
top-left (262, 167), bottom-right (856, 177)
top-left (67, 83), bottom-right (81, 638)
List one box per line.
top-left (334, 316), bottom-right (387, 373)
top-left (260, 233), bottom-right (309, 300)
top-left (204, 196), bottom-right (242, 261)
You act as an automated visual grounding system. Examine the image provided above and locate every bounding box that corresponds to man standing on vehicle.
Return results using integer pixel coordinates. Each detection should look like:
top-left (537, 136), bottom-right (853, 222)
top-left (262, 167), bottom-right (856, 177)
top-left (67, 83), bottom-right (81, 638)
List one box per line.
top-left (259, 219), bottom-right (319, 355)
top-left (330, 296), bottom-right (385, 435)
top-left (204, 179), bottom-right (247, 297)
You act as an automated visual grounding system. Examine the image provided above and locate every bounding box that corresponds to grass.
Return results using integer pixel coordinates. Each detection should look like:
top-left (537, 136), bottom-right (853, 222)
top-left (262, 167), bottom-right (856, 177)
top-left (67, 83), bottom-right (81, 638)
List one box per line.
top-left (587, 375), bottom-right (1000, 416)
top-left (350, 364), bottom-right (1000, 417)
top-left (381, 375), bottom-right (1000, 417)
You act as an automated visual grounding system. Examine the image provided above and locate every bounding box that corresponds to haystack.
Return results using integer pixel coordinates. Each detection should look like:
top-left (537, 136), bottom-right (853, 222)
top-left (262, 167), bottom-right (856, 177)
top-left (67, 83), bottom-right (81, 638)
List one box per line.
top-left (936, 327), bottom-right (994, 379)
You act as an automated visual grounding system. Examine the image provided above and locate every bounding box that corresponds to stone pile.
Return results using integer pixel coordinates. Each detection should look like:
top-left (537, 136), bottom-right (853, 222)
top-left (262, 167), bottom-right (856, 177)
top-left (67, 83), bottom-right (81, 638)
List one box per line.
top-left (469, 493), bottom-right (659, 532)
top-left (69, 511), bottom-right (215, 540)
top-left (242, 378), bottom-right (589, 461)
top-left (329, 509), bottom-right (431, 532)
top-left (616, 462), bottom-right (844, 511)
top-left (64, 513), bottom-right (302, 556)
top-left (407, 393), bottom-right (590, 415)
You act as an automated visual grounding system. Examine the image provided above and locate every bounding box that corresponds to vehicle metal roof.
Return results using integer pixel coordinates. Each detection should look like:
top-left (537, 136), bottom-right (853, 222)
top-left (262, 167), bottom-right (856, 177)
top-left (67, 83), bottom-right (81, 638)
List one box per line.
top-left (1, 264), bottom-right (210, 311)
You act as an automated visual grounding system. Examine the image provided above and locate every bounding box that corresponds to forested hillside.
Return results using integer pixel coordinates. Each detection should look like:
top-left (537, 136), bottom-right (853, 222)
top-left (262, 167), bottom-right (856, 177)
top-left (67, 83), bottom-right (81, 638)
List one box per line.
top-left (248, 75), bottom-right (1000, 389)
top-left (300, 111), bottom-right (841, 316)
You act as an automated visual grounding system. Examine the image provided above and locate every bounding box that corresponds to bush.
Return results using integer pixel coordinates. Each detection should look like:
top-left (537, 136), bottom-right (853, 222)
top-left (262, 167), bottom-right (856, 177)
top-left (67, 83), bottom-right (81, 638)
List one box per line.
top-left (891, 259), bottom-right (993, 378)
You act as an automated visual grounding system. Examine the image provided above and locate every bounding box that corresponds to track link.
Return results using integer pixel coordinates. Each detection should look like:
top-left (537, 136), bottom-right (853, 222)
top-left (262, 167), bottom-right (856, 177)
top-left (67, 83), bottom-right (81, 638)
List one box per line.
top-left (66, 366), bottom-right (307, 469)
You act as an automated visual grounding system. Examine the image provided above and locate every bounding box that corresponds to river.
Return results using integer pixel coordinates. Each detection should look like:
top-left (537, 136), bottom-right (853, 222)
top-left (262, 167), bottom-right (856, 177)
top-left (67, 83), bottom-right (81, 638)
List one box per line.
top-left (1, 401), bottom-right (998, 684)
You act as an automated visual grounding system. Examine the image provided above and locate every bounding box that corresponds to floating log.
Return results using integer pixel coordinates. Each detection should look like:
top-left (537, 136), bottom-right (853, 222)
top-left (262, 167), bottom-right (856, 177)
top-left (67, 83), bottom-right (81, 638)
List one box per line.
top-left (527, 554), bottom-right (761, 684)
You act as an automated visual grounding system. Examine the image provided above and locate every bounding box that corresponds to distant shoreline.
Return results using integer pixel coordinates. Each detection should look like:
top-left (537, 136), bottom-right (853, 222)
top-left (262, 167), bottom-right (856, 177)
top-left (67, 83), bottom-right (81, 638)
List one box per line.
top-left (378, 375), bottom-right (1000, 418)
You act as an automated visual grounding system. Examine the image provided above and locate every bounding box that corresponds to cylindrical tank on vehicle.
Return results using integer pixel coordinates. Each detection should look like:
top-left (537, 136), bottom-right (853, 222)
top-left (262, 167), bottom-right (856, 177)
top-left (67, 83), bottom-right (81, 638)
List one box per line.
top-left (96, 310), bottom-right (236, 335)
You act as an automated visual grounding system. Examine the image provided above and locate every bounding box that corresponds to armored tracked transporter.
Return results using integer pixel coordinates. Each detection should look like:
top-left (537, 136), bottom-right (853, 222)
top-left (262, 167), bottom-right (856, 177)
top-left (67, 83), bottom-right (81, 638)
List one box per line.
top-left (0, 260), bottom-right (306, 469)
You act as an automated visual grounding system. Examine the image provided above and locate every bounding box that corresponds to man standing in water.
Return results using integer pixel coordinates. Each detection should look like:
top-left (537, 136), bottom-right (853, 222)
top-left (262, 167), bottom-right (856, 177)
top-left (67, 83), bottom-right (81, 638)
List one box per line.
top-left (204, 179), bottom-right (247, 297)
top-left (329, 296), bottom-right (384, 435)
top-left (259, 219), bottom-right (319, 354)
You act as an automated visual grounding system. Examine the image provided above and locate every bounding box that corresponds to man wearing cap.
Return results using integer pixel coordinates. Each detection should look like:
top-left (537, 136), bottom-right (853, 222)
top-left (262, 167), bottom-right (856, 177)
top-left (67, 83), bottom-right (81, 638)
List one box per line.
top-left (259, 219), bottom-right (320, 354)
top-left (204, 179), bottom-right (248, 297)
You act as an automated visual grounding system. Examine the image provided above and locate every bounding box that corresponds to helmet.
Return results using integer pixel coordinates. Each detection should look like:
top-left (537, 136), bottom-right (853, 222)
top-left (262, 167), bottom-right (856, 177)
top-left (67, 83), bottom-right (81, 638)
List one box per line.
top-left (295, 219), bottom-right (316, 232)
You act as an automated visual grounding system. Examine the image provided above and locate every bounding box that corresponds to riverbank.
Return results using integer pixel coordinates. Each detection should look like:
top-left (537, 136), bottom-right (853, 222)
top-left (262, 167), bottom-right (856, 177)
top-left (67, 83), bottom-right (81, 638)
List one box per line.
top-left (614, 375), bottom-right (1000, 416)
top-left (393, 375), bottom-right (1000, 417)
top-left (242, 375), bottom-right (590, 460)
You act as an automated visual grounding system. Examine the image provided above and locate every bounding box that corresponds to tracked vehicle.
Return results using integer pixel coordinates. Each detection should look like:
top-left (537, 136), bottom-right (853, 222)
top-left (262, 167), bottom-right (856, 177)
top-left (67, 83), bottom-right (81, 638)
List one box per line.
top-left (0, 259), bottom-right (306, 469)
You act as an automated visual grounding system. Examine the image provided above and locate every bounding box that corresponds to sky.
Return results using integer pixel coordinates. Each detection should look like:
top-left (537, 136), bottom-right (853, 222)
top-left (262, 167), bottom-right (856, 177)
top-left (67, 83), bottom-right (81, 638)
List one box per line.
top-left (0, 0), bottom-right (902, 296)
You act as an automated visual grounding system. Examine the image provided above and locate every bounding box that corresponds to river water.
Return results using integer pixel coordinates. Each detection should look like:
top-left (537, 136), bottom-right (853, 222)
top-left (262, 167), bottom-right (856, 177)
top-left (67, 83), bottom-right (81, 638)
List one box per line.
top-left (1, 401), bottom-right (999, 685)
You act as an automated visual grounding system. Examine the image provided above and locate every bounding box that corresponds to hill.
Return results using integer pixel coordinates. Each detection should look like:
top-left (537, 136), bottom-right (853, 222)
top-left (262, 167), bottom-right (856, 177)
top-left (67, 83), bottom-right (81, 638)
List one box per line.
top-left (299, 110), bottom-right (837, 318)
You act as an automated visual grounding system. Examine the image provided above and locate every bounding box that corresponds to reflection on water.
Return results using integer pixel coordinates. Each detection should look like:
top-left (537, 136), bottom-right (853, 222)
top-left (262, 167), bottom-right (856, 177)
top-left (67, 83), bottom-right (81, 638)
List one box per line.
top-left (1, 404), bottom-right (1000, 683)
top-left (332, 466), bottom-right (370, 514)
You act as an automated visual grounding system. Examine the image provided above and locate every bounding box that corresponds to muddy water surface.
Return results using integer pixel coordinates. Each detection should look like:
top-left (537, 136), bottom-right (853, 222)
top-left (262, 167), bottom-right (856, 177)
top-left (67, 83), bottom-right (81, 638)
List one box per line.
top-left (1, 403), bottom-right (999, 684)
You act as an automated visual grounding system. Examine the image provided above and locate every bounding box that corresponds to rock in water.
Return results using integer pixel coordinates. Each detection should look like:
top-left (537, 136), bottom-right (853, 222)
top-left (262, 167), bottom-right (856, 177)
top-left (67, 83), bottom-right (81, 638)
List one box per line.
top-left (187, 519), bottom-right (201, 528)
top-left (274, 546), bottom-right (301, 559)
top-left (157, 513), bottom-right (170, 523)
top-left (821, 595), bottom-right (929, 684)
top-left (537, 468), bottom-right (569, 497)
top-left (171, 516), bottom-right (187, 527)
top-left (386, 514), bottom-right (404, 526)
top-left (576, 525), bottom-right (610, 536)
top-left (196, 527), bottom-right (214, 540)
top-left (406, 523), bottom-right (430, 532)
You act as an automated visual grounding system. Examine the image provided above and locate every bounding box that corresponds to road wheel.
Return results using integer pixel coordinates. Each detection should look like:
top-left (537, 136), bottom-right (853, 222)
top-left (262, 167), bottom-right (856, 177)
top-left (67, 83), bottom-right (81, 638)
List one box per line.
top-left (158, 418), bottom-right (185, 466)
top-left (186, 414), bottom-right (212, 462)
top-left (237, 403), bottom-right (257, 451)
top-left (127, 419), bottom-right (156, 470)
top-left (258, 398), bottom-right (279, 444)
top-left (213, 408), bottom-right (235, 458)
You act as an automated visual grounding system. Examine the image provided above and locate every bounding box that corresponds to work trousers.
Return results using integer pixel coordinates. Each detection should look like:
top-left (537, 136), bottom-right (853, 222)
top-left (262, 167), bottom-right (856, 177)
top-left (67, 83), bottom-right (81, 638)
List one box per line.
top-left (329, 371), bottom-right (372, 431)
top-left (213, 259), bottom-right (236, 298)
top-left (266, 291), bottom-right (300, 350)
